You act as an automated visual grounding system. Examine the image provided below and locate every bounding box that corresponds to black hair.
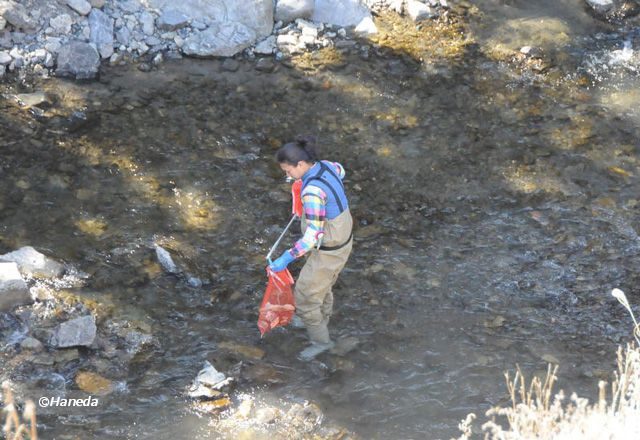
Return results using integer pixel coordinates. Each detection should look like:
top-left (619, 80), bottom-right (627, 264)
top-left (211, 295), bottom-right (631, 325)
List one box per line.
top-left (275, 135), bottom-right (318, 165)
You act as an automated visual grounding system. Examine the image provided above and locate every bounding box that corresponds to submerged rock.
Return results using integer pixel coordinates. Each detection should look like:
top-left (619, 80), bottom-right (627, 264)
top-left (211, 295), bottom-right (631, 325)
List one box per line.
top-left (154, 244), bottom-right (178, 273)
top-left (51, 315), bottom-right (97, 348)
top-left (75, 371), bottom-right (113, 395)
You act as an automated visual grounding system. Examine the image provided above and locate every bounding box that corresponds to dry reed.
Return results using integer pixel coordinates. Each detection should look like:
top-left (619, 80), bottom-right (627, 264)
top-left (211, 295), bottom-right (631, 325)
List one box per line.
top-left (2, 381), bottom-right (37, 440)
top-left (456, 288), bottom-right (640, 439)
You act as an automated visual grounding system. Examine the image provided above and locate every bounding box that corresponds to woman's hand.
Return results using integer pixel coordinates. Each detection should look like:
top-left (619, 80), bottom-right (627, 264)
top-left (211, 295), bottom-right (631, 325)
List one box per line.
top-left (269, 251), bottom-right (296, 272)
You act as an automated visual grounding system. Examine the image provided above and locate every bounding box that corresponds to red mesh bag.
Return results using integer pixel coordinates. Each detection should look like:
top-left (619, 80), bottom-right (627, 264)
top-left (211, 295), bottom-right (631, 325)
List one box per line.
top-left (258, 268), bottom-right (296, 336)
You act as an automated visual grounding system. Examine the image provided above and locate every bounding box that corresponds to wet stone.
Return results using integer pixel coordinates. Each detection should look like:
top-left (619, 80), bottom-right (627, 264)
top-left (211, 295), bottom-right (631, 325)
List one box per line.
top-left (222, 58), bottom-right (240, 72)
top-left (51, 315), bottom-right (97, 348)
top-left (255, 57), bottom-right (275, 72)
top-left (218, 341), bottom-right (265, 360)
top-left (20, 337), bottom-right (44, 352)
top-left (75, 371), bottom-right (114, 395)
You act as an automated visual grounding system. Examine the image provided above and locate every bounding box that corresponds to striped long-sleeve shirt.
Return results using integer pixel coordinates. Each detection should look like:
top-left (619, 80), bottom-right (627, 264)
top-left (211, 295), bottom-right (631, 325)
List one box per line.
top-left (288, 161), bottom-right (345, 259)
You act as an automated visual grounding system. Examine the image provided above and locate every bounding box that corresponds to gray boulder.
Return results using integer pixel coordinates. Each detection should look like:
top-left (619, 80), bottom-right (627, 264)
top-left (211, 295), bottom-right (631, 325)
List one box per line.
top-left (89, 9), bottom-right (114, 59)
top-left (1, 1), bottom-right (37, 32)
top-left (156, 9), bottom-right (190, 31)
top-left (0, 262), bottom-right (32, 312)
top-left (182, 22), bottom-right (256, 57)
top-left (276, 0), bottom-right (314, 24)
top-left (312, 0), bottom-right (371, 27)
top-left (0, 246), bottom-right (64, 278)
top-left (51, 315), bottom-right (97, 348)
top-left (56, 40), bottom-right (101, 79)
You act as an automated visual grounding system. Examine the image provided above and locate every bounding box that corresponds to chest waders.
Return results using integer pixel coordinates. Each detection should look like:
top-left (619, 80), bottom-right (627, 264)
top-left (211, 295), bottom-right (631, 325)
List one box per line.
top-left (296, 162), bottom-right (353, 349)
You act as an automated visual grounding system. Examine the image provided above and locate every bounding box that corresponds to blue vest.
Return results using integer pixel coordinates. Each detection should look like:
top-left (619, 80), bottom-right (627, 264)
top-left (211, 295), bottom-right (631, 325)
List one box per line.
top-left (302, 161), bottom-right (349, 220)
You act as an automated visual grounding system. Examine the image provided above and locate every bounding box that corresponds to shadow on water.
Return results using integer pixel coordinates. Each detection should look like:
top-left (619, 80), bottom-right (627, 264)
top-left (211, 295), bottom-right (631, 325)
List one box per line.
top-left (2, 5), bottom-right (640, 439)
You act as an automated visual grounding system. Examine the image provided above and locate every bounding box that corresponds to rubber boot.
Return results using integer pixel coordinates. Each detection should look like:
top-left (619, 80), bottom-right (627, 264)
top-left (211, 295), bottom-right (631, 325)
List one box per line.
top-left (298, 323), bottom-right (334, 361)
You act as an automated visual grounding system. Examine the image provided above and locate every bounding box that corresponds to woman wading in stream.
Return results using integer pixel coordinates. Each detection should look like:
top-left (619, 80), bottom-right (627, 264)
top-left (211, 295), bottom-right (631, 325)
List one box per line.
top-left (269, 136), bottom-right (353, 360)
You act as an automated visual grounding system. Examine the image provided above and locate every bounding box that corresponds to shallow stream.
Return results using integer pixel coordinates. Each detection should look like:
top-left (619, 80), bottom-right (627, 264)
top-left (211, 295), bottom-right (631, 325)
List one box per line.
top-left (2, 3), bottom-right (640, 439)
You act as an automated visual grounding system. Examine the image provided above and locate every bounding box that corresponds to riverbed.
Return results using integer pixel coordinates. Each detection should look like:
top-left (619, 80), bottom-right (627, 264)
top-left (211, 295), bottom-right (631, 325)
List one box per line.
top-left (2, 3), bottom-right (640, 439)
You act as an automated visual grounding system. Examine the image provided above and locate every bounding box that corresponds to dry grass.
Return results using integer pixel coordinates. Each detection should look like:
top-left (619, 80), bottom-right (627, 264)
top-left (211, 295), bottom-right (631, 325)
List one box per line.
top-left (2, 382), bottom-right (37, 440)
top-left (456, 289), bottom-right (640, 439)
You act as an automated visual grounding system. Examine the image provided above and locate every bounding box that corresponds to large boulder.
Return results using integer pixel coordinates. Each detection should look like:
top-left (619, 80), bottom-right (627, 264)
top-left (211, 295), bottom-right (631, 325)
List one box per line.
top-left (182, 22), bottom-right (256, 57)
top-left (275, 0), bottom-right (315, 24)
top-left (312, 0), bottom-right (371, 27)
top-left (148, 0), bottom-right (273, 39)
top-left (0, 262), bottom-right (32, 312)
top-left (0, 246), bottom-right (64, 279)
top-left (51, 315), bottom-right (97, 348)
top-left (56, 41), bottom-right (101, 79)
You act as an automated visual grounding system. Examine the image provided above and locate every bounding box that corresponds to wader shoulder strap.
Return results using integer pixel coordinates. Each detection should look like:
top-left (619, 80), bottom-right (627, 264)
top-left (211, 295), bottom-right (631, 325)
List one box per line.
top-left (305, 162), bottom-right (345, 213)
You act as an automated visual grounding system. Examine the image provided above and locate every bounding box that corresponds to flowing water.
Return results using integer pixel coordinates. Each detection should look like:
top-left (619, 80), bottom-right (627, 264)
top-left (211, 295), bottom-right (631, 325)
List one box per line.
top-left (2, 2), bottom-right (640, 439)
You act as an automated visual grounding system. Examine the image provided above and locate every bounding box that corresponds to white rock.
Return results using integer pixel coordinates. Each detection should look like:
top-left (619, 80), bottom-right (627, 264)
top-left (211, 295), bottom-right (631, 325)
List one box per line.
top-left (406, 0), bottom-right (434, 21)
top-left (194, 361), bottom-right (232, 389)
top-left (275, 0), bottom-right (314, 24)
top-left (0, 246), bottom-right (64, 278)
top-left (355, 16), bottom-right (377, 35)
top-left (148, 0), bottom-right (273, 39)
top-left (66, 0), bottom-right (92, 16)
top-left (277, 34), bottom-right (299, 46)
top-left (300, 34), bottom-right (316, 45)
top-left (0, 16), bottom-right (5, 31)
top-left (0, 262), bottom-right (31, 312)
top-left (155, 245), bottom-right (178, 273)
top-left (50, 14), bottom-right (73, 34)
top-left (182, 22), bottom-right (257, 57)
top-left (0, 51), bottom-right (11, 65)
top-left (312, 0), bottom-right (371, 27)
top-left (44, 51), bottom-right (55, 67)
